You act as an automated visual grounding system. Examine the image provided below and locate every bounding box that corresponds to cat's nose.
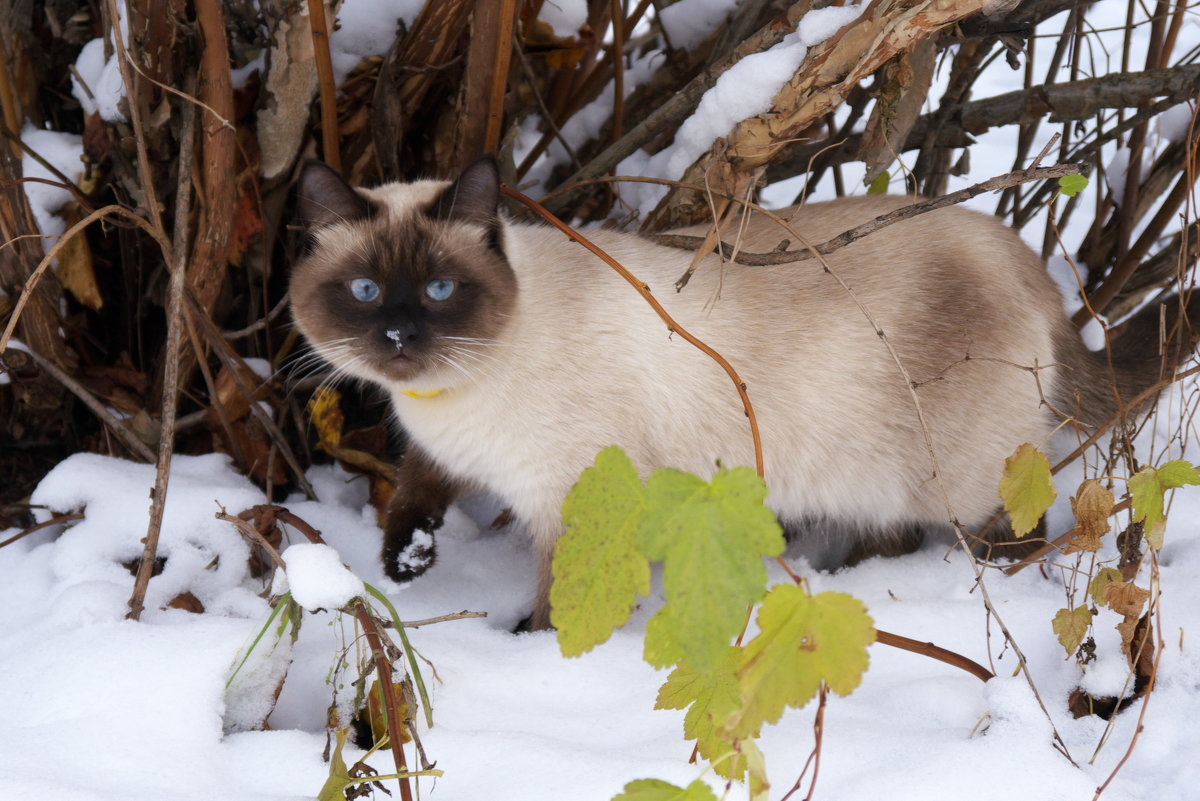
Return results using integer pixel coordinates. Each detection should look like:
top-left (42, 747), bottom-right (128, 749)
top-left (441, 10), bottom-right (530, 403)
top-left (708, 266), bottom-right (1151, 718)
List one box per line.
top-left (384, 321), bottom-right (418, 349)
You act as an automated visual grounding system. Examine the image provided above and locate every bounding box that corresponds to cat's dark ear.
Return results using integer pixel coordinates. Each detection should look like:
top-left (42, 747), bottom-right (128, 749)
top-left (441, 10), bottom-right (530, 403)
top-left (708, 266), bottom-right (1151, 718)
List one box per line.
top-left (430, 156), bottom-right (500, 232)
top-left (296, 160), bottom-right (372, 229)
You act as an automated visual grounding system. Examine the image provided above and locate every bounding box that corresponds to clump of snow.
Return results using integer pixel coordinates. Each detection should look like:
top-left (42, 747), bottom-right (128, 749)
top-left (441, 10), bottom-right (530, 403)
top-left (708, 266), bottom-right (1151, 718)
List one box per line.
top-left (618, 32), bottom-right (810, 214)
top-left (277, 543), bottom-right (364, 611)
top-left (29, 452), bottom-right (265, 615)
top-left (1154, 101), bottom-right (1195, 144)
top-left (394, 527), bottom-right (436, 575)
top-left (617, 3), bottom-right (865, 216)
top-left (659, 0), bottom-right (741, 51)
top-left (539, 0), bottom-right (589, 38)
top-left (20, 125), bottom-right (84, 241)
top-left (1079, 315), bottom-right (1109, 351)
top-left (1105, 144), bottom-right (1131, 203)
top-left (797, 3), bottom-right (865, 46)
top-left (329, 0), bottom-right (424, 86)
top-left (71, 1), bottom-right (129, 122)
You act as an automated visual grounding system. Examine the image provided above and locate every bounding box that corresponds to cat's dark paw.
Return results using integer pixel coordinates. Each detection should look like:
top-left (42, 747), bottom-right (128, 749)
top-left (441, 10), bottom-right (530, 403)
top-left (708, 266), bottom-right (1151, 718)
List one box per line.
top-left (382, 516), bottom-right (441, 583)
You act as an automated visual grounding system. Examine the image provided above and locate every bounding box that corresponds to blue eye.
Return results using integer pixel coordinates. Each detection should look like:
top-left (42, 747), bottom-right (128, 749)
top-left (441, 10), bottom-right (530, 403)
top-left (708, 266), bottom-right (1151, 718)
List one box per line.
top-left (425, 279), bottom-right (455, 301)
top-left (348, 278), bottom-right (380, 302)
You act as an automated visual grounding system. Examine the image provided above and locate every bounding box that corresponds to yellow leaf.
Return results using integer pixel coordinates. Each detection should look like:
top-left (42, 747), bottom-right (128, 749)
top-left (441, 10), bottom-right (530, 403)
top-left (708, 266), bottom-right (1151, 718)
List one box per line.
top-left (998, 443), bottom-right (1056, 537)
top-left (366, 678), bottom-right (411, 745)
top-left (307, 385), bottom-right (344, 449)
top-left (57, 207), bottom-right (103, 311)
top-left (1051, 605), bottom-right (1092, 656)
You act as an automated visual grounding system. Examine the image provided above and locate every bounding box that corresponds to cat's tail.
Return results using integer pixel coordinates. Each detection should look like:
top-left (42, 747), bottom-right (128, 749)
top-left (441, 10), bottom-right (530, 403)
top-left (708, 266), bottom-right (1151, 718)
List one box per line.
top-left (1057, 293), bottom-right (1200, 428)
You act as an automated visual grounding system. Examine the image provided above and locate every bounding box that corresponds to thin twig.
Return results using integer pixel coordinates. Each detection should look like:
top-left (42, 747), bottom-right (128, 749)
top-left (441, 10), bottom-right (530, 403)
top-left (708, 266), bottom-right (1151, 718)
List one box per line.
top-left (12, 345), bottom-right (156, 462)
top-left (0, 204), bottom-right (171, 354)
top-left (129, 88), bottom-right (196, 621)
top-left (223, 293), bottom-right (291, 340)
top-left (647, 162), bottom-right (1084, 266)
top-left (104, 0), bottom-right (165, 235)
top-left (500, 184), bottom-right (766, 478)
top-left (0, 513), bottom-right (84, 549)
top-left (393, 611), bottom-right (487, 628)
top-left (217, 507), bottom-right (286, 569)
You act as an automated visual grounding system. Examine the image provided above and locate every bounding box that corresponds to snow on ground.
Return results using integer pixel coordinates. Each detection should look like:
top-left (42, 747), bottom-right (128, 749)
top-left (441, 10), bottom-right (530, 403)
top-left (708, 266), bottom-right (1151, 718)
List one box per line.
top-left (2, 401), bottom-right (1199, 801)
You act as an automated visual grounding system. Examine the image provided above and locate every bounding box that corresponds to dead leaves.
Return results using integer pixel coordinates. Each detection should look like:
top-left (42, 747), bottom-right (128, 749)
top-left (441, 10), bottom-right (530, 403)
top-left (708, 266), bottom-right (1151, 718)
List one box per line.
top-left (1061, 479), bottom-right (1114, 554)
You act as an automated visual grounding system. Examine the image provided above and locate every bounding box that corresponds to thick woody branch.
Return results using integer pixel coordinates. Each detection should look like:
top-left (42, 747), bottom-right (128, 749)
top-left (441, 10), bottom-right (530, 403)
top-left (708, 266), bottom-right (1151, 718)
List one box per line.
top-left (766, 65), bottom-right (1200, 183)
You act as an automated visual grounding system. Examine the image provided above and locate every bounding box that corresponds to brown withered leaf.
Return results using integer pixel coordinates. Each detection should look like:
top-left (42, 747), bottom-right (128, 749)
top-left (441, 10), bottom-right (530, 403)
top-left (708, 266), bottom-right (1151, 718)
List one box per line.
top-left (1062, 479), bottom-right (1114, 554)
top-left (210, 362), bottom-right (272, 424)
top-left (166, 591), bottom-right (205, 613)
top-left (1103, 579), bottom-right (1152, 668)
top-left (56, 206), bottom-right (103, 311)
top-left (227, 165), bottom-right (264, 268)
top-left (524, 18), bottom-right (587, 69)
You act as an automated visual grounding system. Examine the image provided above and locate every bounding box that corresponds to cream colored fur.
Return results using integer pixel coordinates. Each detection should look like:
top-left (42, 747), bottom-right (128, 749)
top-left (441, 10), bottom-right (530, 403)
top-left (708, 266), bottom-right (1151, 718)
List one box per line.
top-left (344, 183), bottom-right (1071, 621)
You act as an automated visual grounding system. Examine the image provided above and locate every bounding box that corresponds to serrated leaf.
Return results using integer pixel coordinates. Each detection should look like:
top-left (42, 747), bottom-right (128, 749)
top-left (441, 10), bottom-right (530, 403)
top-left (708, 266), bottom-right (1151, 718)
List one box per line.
top-left (656, 651), bottom-right (742, 775)
top-left (1052, 605), bottom-right (1092, 656)
top-left (866, 171), bottom-right (890, 194)
top-left (553, 447), bottom-right (651, 656)
top-left (999, 443), bottom-right (1056, 537)
top-left (1058, 174), bottom-right (1088, 197)
top-left (730, 585), bottom-right (874, 739)
top-left (635, 467), bottom-right (784, 672)
top-left (612, 778), bottom-right (719, 801)
top-left (1089, 567), bottom-right (1124, 606)
top-left (643, 606), bottom-right (687, 668)
top-left (1128, 461), bottom-right (1199, 550)
top-left (1062, 479), bottom-right (1114, 554)
top-left (1155, 459), bottom-right (1200, 489)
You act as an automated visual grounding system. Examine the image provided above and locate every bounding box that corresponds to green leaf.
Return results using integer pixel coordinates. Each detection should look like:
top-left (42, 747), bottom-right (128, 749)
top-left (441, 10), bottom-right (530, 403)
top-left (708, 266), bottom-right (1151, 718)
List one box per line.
top-left (730, 585), bottom-right (874, 739)
top-left (612, 779), bottom-right (718, 801)
top-left (1129, 460), bottom-right (1199, 550)
top-left (1052, 605), bottom-right (1092, 656)
top-left (636, 467), bottom-right (784, 672)
top-left (1058, 174), bottom-right (1088, 197)
top-left (1155, 459), bottom-right (1200, 489)
top-left (656, 650), bottom-right (743, 775)
top-left (553, 447), bottom-right (651, 656)
top-left (1089, 567), bottom-right (1124, 606)
top-left (999, 443), bottom-right (1056, 537)
top-left (866, 171), bottom-right (890, 195)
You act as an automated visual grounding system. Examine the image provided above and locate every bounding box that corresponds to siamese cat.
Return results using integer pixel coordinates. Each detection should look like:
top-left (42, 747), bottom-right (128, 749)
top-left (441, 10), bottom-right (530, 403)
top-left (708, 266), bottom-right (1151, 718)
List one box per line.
top-left (291, 157), bottom-right (1195, 629)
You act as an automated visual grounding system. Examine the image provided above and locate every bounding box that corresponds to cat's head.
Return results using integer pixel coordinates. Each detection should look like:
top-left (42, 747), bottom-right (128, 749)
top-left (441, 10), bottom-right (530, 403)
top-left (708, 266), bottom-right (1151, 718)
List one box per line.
top-left (289, 158), bottom-right (516, 395)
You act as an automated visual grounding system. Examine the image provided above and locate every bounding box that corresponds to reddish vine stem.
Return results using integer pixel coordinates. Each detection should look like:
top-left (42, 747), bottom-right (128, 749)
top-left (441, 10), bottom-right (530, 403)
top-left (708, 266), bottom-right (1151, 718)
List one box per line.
top-left (779, 683), bottom-right (828, 801)
top-left (874, 629), bottom-right (994, 682)
top-left (354, 604), bottom-right (415, 801)
top-left (499, 184), bottom-right (765, 477)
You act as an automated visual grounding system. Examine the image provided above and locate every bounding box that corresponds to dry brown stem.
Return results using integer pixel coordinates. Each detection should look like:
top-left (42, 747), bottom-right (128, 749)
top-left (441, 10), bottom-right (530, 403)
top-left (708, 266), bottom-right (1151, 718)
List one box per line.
top-left (648, 161), bottom-right (1083, 266)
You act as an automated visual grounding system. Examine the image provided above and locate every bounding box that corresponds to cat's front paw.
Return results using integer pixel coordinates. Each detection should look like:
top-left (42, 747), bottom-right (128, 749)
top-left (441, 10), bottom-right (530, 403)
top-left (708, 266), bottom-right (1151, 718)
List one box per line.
top-left (382, 517), bottom-right (440, 583)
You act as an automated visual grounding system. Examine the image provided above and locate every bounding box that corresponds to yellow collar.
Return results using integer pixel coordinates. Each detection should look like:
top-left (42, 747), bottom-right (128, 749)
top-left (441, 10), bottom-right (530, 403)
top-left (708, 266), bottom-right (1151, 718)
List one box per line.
top-left (400, 387), bottom-right (446, 399)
